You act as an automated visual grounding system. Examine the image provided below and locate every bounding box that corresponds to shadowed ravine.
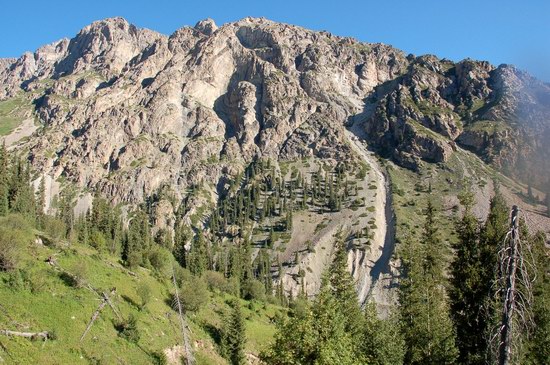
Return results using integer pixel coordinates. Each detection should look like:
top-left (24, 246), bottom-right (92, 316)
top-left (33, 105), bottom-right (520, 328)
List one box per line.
top-left (365, 169), bottom-right (396, 304)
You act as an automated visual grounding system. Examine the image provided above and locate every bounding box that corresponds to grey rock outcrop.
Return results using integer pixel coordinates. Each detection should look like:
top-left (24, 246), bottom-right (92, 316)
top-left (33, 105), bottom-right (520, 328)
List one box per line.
top-left (0, 16), bottom-right (548, 204)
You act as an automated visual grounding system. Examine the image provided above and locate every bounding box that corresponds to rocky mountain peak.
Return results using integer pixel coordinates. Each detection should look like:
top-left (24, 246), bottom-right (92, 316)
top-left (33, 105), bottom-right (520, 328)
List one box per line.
top-left (0, 16), bottom-right (547, 204)
top-left (53, 17), bottom-right (165, 77)
top-left (194, 18), bottom-right (218, 35)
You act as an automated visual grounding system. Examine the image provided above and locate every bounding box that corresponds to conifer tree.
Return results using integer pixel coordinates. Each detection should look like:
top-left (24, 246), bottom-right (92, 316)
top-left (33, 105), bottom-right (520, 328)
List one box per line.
top-left (36, 176), bottom-right (46, 228)
top-left (400, 200), bottom-right (458, 365)
top-left (261, 279), bottom-right (361, 365)
top-left (328, 237), bottom-right (363, 339)
top-left (173, 223), bottom-right (190, 268)
top-left (523, 232), bottom-right (550, 364)
top-left (188, 231), bottom-right (208, 276)
top-left (449, 190), bottom-right (488, 365)
top-left (223, 300), bottom-right (247, 365)
top-left (362, 302), bottom-right (405, 365)
top-left (0, 143), bottom-right (9, 216)
top-left (479, 189), bottom-right (510, 361)
top-left (123, 209), bottom-right (152, 267)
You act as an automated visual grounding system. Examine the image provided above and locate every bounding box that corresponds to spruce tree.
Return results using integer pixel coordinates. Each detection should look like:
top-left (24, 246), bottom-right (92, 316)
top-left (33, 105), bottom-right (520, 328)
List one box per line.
top-left (400, 200), bottom-right (458, 365)
top-left (223, 300), bottom-right (246, 365)
top-left (449, 193), bottom-right (487, 365)
top-left (479, 189), bottom-right (510, 362)
top-left (261, 280), bottom-right (361, 365)
top-left (362, 302), bottom-right (405, 365)
top-left (328, 237), bottom-right (363, 339)
top-left (523, 232), bottom-right (550, 364)
top-left (36, 176), bottom-right (46, 228)
top-left (0, 143), bottom-right (8, 216)
top-left (124, 209), bottom-right (152, 267)
top-left (173, 223), bottom-right (190, 268)
top-left (188, 231), bottom-right (208, 276)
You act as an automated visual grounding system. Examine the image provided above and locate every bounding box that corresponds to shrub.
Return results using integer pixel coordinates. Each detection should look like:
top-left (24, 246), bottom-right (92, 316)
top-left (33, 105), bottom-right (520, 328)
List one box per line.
top-left (89, 230), bottom-right (107, 251)
top-left (117, 314), bottom-right (140, 343)
top-left (204, 271), bottom-right (239, 295)
top-left (70, 261), bottom-right (88, 288)
top-left (151, 351), bottom-right (167, 365)
top-left (242, 279), bottom-right (266, 302)
top-left (147, 246), bottom-right (171, 276)
top-left (0, 214), bottom-right (34, 271)
top-left (125, 251), bottom-right (143, 269)
top-left (42, 216), bottom-right (66, 243)
top-left (173, 275), bottom-right (209, 313)
top-left (136, 282), bottom-right (152, 310)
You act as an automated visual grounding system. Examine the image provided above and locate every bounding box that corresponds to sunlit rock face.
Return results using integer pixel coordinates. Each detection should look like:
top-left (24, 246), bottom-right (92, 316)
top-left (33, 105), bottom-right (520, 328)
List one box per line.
top-left (0, 16), bottom-right (548, 204)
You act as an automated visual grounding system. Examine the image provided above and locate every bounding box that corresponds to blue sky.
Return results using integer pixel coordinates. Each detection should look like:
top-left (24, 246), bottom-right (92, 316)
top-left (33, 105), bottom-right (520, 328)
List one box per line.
top-left (1, 0), bottom-right (549, 81)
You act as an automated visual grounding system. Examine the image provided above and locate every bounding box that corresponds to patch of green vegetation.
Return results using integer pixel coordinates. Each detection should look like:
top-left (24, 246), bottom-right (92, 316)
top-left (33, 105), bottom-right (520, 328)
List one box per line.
top-left (0, 96), bottom-right (32, 136)
top-left (0, 231), bottom-right (281, 364)
top-left (464, 120), bottom-right (510, 134)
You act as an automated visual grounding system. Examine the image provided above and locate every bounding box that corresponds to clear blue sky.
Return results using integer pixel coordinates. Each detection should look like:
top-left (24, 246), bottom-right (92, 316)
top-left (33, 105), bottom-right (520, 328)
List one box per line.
top-left (1, 0), bottom-right (549, 81)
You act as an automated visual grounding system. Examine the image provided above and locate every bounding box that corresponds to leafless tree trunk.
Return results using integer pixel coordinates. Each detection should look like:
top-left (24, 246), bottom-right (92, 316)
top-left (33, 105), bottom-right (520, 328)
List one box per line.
top-left (0, 329), bottom-right (50, 340)
top-left (80, 289), bottom-right (117, 342)
top-left (172, 265), bottom-right (194, 365)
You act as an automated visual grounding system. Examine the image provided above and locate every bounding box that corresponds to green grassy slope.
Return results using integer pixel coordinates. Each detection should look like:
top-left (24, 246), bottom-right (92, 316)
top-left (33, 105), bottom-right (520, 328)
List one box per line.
top-left (0, 236), bottom-right (282, 364)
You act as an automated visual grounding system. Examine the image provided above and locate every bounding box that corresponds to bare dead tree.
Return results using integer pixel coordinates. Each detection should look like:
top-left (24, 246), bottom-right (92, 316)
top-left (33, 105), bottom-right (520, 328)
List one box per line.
top-left (171, 265), bottom-right (194, 365)
top-left (490, 206), bottom-right (536, 365)
top-left (0, 329), bottom-right (51, 341)
top-left (80, 289), bottom-right (118, 342)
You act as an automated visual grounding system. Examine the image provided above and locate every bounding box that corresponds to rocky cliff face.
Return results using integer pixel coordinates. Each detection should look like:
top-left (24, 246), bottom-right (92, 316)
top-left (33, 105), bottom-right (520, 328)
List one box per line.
top-left (1, 17), bottom-right (410, 204)
top-left (2, 17), bottom-right (547, 200)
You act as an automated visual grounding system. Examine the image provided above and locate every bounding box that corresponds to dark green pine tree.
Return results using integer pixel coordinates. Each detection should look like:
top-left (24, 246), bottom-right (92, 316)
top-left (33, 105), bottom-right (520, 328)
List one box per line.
top-left (479, 189), bottom-right (510, 363)
top-left (36, 176), bottom-right (46, 228)
top-left (173, 222), bottom-right (190, 268)
top-left (188, 231), bottom-right (208, 276)
top-left (123, 209), bottom-right (152, 267)
top-left (261, 278), bottom-right (360, 365)
top-left (9, 160), bottom-right (36, 218)
top-left (223, 300), bottom-right (246, 365)
top-left (400, 200), bottom-right (458, 365)
top-left (523, 232), bottom-right (550, 364)
top-left (362, 302), bottom-right (405, 365)
top-left (0, 142), bottom-right (9, 216)
top-left (57, 187), bottom-right (76, 238)
top-left (449, 191), bottom-right (488, 365)
top-left (328, 237), bottom-right (364, 340)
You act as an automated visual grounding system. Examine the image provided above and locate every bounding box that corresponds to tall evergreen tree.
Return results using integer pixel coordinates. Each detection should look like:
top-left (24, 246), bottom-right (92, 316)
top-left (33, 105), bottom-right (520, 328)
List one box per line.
top-left (123, 209), bottom-right (152, 267)
top-left (400, 200), bottom-right (458, 365)
top-left (328, 237), bottom-right (363, 339)
top-left (523, 232), bottom-right (550, 364)
top-left (261, 280), bottom-right (361, 365)
top-left (36, 176), bottom-right (46, 228)
top-left (0, 143), bottom-right (9, 216)
top-left (479, 189), bottom-right (510, 363)
top-left (223, 300), bottom-right (247, 365)
top-left (449, 191), bottom-right (487, 365)
top-left (188, 231), bottom-right (208, 276)
top-left (362, 302), bottom-right (405, 365)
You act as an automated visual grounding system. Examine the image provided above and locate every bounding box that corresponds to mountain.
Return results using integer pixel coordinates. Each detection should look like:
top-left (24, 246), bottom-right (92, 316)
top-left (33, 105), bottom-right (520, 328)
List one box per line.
top-left (1, 16), bottom-right (549, 305)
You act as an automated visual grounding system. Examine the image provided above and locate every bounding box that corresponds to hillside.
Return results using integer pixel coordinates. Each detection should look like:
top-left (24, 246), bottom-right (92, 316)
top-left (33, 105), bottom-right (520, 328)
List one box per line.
top-left (0, 213), bottom-right (281, 364)
top-left (0, 16), bottom-right (549, 365)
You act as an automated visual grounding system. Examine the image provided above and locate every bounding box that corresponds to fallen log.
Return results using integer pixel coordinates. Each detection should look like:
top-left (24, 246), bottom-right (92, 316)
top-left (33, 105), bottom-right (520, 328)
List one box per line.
top-left (0, 329), bottom-right (51, 341)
